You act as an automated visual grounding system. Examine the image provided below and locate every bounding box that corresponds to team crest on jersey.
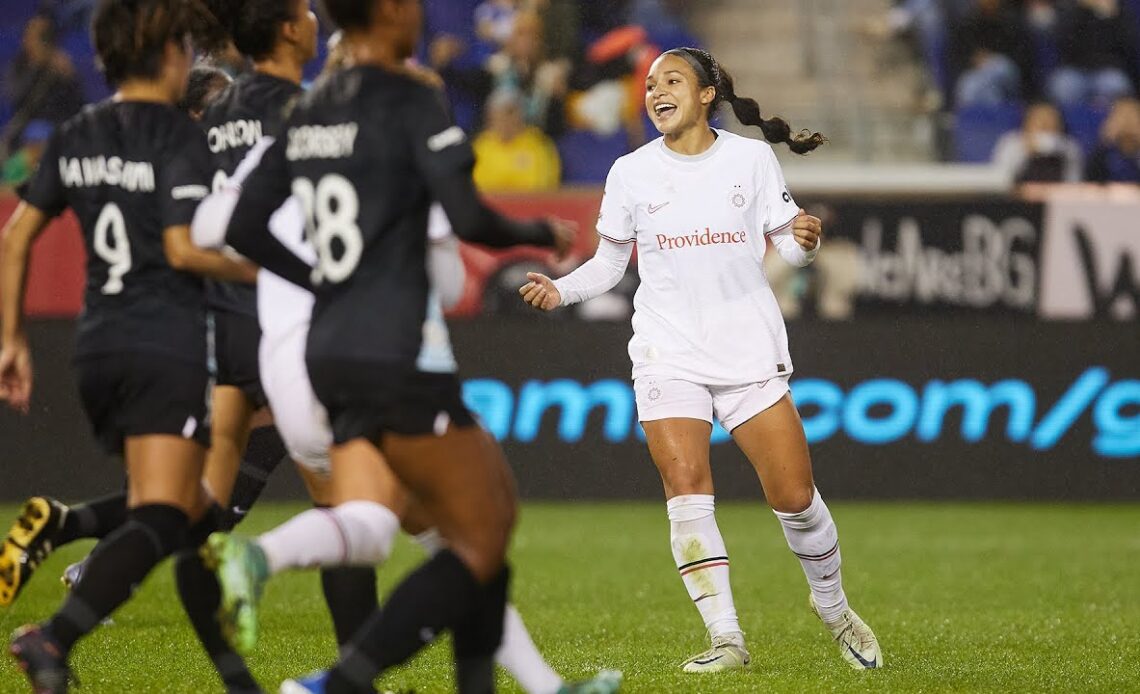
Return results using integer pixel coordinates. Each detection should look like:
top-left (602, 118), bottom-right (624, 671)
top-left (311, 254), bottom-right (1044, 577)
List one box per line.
top-left (730, 184), bottom-right (747, 209)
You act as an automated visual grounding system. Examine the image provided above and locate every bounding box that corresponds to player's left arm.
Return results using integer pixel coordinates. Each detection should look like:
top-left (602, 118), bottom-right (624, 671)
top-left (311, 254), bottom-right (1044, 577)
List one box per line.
top-left (407, 85), bottom-right (575, 255)
top-left (160, 122), bottom-right (258, 282)
top-left (759, 147), bottom-right (820, 267)
top-left (163, 226), bottom-right (258, 282)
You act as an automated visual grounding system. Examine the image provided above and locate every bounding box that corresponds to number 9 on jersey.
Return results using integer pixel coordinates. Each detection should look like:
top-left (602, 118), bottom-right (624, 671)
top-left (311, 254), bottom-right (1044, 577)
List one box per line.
top-left (293, 174), bottom-right (363, 285)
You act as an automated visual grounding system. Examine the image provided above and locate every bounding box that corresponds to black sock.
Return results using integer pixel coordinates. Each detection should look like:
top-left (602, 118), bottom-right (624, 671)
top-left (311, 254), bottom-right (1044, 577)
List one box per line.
top-left (46, 504), bottom-right (187, 653)
top-left (56, 492), bottom-right (128, 545)
top-left (327, 549), bottom-right (482, 694)
top-left (176, 507), bottom-right (260, 693)
top-left (453, 567), bottom-right (510, 694)
top-left (226, 426), bottom-right (288, 528)
top-left (321, 566), bottom-right (379, 647)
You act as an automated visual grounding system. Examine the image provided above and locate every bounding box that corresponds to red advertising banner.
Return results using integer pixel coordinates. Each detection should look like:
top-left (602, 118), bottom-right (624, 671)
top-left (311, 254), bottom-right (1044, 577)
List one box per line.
top-left (0, 196), bottom-right (86, 317)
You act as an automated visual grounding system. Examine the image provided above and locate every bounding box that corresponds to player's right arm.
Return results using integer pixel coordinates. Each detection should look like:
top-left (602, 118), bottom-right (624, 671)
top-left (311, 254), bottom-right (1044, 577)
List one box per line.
top-left (520, 161), bottom-right (635, 311)
top-left (0, 204), bottom-right (52, 412)
top-left (0, 131), bottom-right (66, 412)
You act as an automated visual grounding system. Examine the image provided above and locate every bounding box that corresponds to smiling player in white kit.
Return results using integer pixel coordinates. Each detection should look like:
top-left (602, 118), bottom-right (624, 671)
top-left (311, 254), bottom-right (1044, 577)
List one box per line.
top-left (521, 47), bottom-right (882, 674)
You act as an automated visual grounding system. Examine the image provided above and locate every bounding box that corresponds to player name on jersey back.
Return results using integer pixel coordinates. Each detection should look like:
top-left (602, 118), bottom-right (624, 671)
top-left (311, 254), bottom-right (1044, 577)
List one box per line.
top-left (286, 124), bottom-right (359, 161)
top-left (208, 119), bottom-right (264, 154)
top-left (58, 156), bottom-right (155, 192)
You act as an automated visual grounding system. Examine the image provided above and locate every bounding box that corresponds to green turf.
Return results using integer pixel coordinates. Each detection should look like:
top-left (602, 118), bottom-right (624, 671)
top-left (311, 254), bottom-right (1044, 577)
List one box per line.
top-left (1, 502), bottom-right (1138, 693)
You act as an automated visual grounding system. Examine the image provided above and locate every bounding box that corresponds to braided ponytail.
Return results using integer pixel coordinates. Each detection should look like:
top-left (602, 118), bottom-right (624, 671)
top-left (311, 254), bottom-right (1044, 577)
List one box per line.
top-left (665, 47), bottom-right (827, 155)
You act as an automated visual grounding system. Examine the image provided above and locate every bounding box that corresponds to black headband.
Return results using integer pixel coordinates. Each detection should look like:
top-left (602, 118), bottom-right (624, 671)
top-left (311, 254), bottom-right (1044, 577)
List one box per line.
top-left (663, 47), bottom-right (721, 89)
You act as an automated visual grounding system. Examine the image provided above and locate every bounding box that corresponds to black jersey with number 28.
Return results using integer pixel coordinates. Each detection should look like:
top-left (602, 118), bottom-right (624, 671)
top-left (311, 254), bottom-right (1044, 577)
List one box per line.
top-left (199, 72), bottom-right (301, 317)
top-left (21, 100), bottom-right (212, 364)
top-left (229, 66), bottom-right (555, 367)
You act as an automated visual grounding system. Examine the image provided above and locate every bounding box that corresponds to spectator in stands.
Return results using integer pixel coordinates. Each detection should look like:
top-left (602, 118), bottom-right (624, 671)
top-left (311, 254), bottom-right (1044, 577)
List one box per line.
top-left (1049, 0), bottom-right (1140, 106)
top-left (991, 102), bottom-right (1084, 182)
top-left (475, 0), bottom-right (520, 48)
top-left (1086, 97), bottom-right (1140, 182)
top-left (485, 11), bottom-right (571, 136)
top-left (1, 13), bottom-right (84, 156)
top-left (430, 9), bottom-right (569, 136)
top-left (473, 88), bottom-right (561, 192)
top-left (950, 0), bottom-right (1036, 105)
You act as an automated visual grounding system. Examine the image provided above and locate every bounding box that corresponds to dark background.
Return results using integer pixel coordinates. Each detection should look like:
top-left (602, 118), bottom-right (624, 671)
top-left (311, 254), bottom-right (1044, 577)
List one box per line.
top-left (3, 317), bottom-right (1136, 502)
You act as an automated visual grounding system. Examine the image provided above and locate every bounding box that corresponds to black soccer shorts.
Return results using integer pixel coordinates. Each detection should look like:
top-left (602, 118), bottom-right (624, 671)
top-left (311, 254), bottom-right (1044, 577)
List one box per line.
top-left (306, 358), bottom-right (475, 444)
top-left (76, 353), bottom-right (212, 455)
top-left (210, 309), bottom-right (268, 409)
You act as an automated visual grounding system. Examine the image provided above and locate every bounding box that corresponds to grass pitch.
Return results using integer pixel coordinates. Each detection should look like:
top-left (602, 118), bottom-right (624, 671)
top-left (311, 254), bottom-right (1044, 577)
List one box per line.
top-left (0, 502), bottom-right (1138, 693)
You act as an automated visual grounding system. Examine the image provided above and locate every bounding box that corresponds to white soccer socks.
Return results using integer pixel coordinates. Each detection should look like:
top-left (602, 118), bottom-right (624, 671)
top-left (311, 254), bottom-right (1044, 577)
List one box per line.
top-left (773, 488), bottom-right (848, 625)
top-left (257, 500), bottom-right (400, 573)
top-left (667, 494), bottom-right (743, 642)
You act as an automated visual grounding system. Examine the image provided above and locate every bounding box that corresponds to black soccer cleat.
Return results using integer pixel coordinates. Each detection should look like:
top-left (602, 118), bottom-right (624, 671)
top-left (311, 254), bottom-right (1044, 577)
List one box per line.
top-left (0, 497), bottom-right (69, 607)
top-left (9, 624), bottom-right (71, 694)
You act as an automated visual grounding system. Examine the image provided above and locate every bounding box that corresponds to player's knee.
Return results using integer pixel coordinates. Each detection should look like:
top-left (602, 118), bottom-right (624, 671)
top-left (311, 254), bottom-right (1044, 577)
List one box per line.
top-left (449, 510), bottom-right (513, 583)
top-left (129, 504), bottom-right (190, 558)
top-left (769, 484), bottom-right (815, 515)
top-left (661, 461), bottom-right (713, 496)
top-left (335, 500), bottom-right (400, 564)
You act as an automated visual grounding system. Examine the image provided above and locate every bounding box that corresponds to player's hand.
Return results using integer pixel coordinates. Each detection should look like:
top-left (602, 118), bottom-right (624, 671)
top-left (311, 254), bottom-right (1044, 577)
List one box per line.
top-left (793, 208), bottom-right (822, 251)
top-left (547, 217), bottom-right (577, 259)
top-left (0, 337), bottom-right (34, 414)
top-left (519, 272), bottom-right (562, 311)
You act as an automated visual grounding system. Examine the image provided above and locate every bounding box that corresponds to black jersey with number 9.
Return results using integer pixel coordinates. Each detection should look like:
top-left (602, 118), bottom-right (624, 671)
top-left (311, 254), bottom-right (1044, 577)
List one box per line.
top-left (21, 101), bottom-right (213, 364)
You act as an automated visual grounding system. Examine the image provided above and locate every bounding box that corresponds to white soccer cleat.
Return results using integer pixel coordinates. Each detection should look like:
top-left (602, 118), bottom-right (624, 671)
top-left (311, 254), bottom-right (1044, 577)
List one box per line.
top-left (681, 633), bottom-right (751, 673)
top-left (810, 594), bottom-right (882, 670)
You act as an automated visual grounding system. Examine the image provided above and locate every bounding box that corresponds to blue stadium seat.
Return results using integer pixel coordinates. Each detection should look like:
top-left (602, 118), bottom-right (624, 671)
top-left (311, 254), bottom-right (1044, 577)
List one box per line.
top-left (59, 29), bottom-right (106, 104)
top-left (1029, 27), bottom-right (1060, 81)
top-left (1062, 104), bottom-right (1110, 155)
top-left (953, 103), bottom-right (1024, 163)
top-left (558, 129), bottom-right (631, 184)
top-left (0, 26), bottom-right (23, 66)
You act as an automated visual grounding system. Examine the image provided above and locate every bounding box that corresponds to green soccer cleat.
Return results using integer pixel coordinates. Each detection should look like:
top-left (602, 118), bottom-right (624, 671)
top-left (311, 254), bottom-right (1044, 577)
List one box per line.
top-left (810, 594), bottom-right (882, 670)
top-left (558, 669), bottom-right (623, 693)
top-left (201, 532), bottom-right (269, 655)
top-left (681, 633), bottom-right (751, 673)
top-left (0, 497), bottom-right (68, 607)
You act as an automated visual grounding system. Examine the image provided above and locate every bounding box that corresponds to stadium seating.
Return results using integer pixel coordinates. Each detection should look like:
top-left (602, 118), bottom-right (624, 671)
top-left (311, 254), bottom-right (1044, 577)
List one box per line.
top-left (1061, 104), bottom-right (1110, 156)
top-left (953, 102), bottom-right (1024, 163)
top-left (557, 130), bottom-right (630, 185)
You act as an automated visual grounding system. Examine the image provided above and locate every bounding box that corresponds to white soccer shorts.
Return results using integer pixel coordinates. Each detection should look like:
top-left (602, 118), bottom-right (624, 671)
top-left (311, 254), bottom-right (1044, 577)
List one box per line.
top-left (259, 324), bottom-right (332, 476)
top-left (633, 375), bottom-right (791, 433)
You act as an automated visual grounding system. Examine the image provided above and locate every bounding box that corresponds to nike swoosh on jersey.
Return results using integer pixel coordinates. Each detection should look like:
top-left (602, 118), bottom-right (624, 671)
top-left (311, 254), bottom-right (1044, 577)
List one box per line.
top-left (648, 202), bottom-right (670, 214)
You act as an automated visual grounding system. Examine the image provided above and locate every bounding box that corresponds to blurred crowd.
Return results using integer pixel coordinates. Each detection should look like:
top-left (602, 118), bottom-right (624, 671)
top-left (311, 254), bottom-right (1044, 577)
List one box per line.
top-left (869, 0), bottom-right (1140, 182)
top-left (0, 0), bottom-right (701, 193)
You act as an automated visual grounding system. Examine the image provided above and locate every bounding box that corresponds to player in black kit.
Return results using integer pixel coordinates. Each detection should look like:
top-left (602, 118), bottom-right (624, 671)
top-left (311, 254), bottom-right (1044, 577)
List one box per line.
top-left (223, 0), bottom-right (575, 690)
top-left (0, 1), bottom-right (256, 691)
top-left (197, 0), bottom-right (317, 527)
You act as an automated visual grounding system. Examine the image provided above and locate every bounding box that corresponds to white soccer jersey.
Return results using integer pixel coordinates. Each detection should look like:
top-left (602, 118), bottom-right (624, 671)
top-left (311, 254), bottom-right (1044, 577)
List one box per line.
top-left (597, 129), bottom-right (802, 385)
